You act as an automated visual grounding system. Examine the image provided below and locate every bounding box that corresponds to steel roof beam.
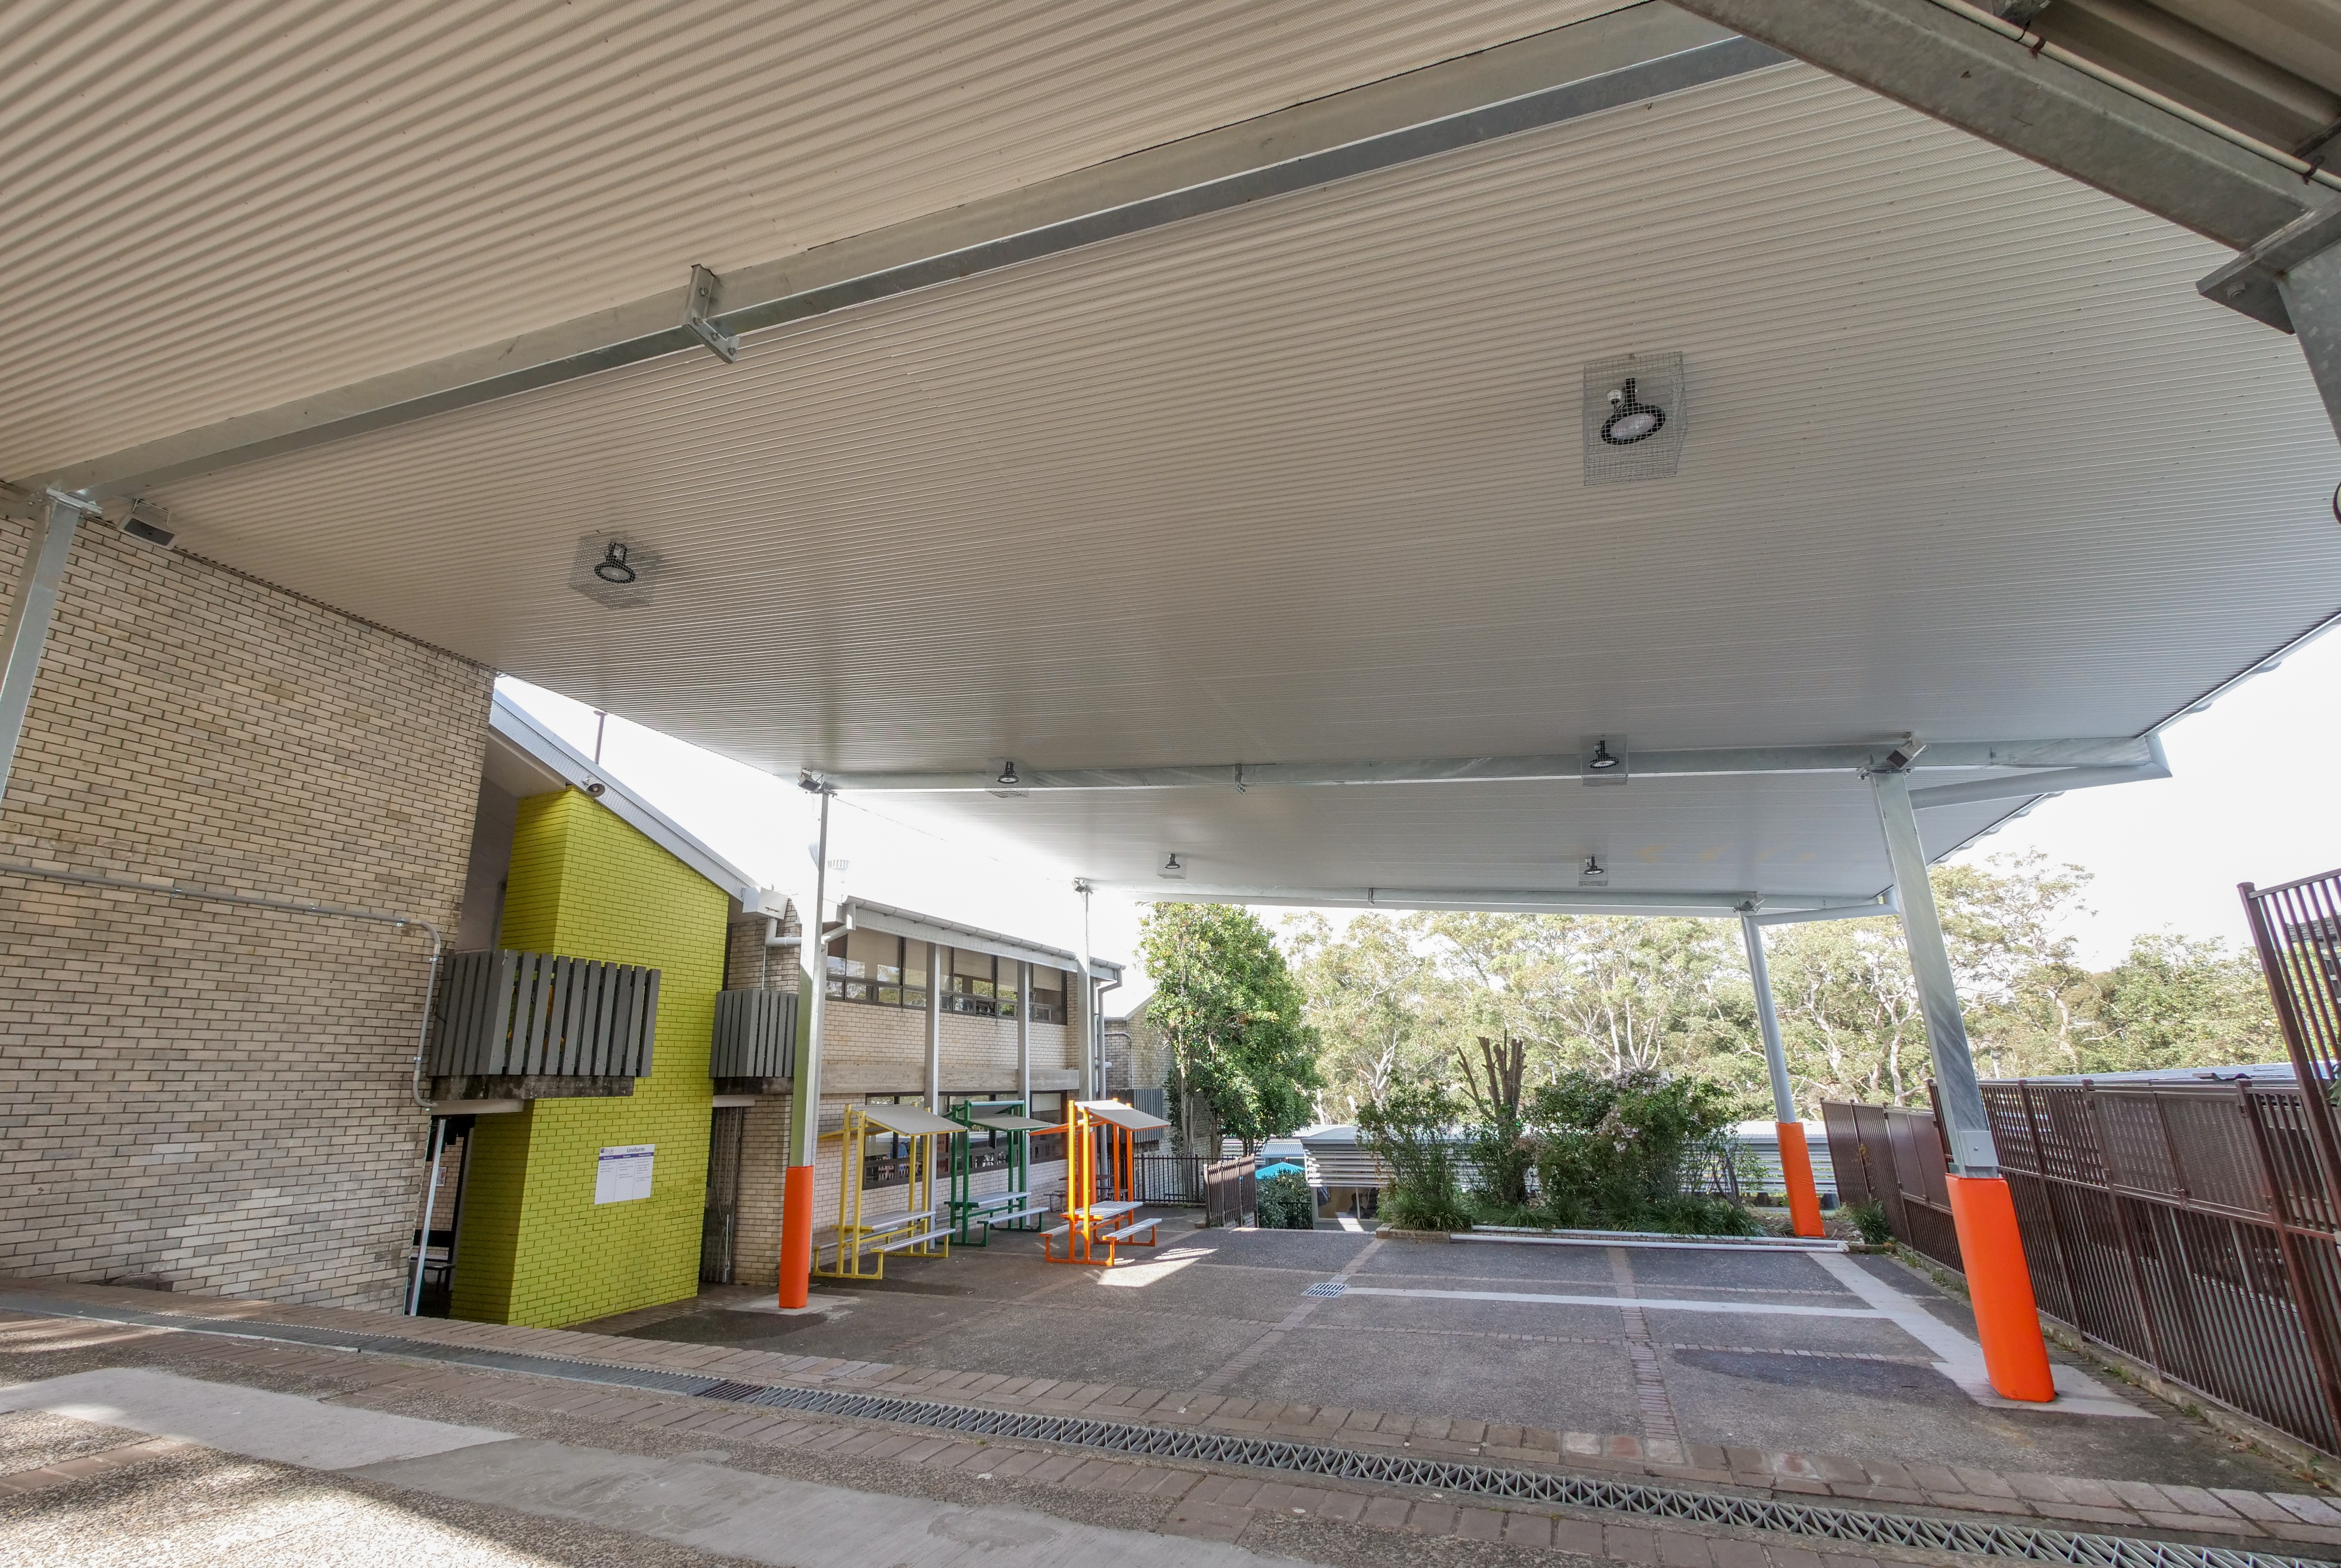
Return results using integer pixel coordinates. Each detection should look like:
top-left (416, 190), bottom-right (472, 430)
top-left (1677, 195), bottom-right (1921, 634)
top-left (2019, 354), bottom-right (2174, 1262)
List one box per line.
top-left (811, 736), bottom-right (2157, 793)
top-left (22, 4), bottom-right (1784, 501)
top-left (1141, 886), bottom-right (1885, 917)
top-left (1665, 0), bottom-right (2331, 254)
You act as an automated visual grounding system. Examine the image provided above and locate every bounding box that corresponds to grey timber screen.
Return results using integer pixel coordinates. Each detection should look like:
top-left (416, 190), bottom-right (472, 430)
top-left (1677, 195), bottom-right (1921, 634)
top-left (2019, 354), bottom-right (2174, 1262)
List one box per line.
top-left (711, 989), bottom-right (796, 1080)
top-left (428, 950), bottom-right (658, 1079)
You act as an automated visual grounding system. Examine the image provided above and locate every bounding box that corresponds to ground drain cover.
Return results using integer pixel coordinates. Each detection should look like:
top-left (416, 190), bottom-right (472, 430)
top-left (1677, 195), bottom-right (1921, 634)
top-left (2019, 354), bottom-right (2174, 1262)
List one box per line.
top-left (6, 1292), bottom-right (2323, 1568)
top-left (1303, 1281), bottom-right (1348, 1299)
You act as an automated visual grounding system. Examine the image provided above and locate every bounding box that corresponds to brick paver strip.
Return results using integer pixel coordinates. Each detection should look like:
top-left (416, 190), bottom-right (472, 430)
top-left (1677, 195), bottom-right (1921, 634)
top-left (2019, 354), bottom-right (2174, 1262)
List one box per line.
top-left (5, 1280), bottom-right (2334, 1550)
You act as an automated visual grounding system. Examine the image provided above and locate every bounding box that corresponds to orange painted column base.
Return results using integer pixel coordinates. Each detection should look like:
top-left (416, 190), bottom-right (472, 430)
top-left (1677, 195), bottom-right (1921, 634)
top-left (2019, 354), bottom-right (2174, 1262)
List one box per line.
top-left (1944, 1173), bottom-right (2055, 1402)
top-left (777, 1163), bottom-right (815, 1310)
top-left (1776, 1121), bottom-right (1825, 1239)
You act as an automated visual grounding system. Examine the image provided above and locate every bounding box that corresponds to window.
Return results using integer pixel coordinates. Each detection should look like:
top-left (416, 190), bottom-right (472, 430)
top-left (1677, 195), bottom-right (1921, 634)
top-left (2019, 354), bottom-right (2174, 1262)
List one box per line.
top-left (826, 931), bottom-right (928, 1009)
top-left (1029, 967), bottom-right (1066, 1025)
top-left (946, 949), bottom-right (1021, 1017)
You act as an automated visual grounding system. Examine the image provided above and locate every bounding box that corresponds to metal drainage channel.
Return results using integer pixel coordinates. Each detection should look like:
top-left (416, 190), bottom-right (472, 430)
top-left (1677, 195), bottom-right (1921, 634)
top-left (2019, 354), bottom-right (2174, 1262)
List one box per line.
top-left (1, 1293), bottom-right (2320, 1568)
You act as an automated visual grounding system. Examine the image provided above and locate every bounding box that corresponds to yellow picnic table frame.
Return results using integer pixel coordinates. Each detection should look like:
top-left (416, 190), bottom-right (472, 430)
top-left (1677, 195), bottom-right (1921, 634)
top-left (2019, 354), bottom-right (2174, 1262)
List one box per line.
top-left (813, 1101), bottom-right (963, 1280)
top-left (1045, 1097), bottom-right (1173, 1267)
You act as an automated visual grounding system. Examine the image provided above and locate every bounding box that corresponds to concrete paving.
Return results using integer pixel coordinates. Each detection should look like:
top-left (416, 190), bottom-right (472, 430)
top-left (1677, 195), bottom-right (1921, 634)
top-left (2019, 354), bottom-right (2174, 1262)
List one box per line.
top-left (0, 1364), bottom-right (1308, 1568)
top-left (604, 1225), bottom-right (2288, 1490)
top-left (8, 1275), bottom-right (2341, 1567)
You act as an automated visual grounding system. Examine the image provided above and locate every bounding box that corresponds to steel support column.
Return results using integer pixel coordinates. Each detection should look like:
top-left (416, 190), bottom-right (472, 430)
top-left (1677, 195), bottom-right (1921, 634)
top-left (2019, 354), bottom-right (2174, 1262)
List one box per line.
top-left (1870, 765), bottom-right (2054, 1401)
top-left (777, 789), bottom-right (832, 1309)
top-left (1074, 880), bottom-right (1096, 1099)
top-left (1741, 915), bottom-right (1823, 1238)
top-left (925, 939), bottom-right (942, 1112)
top-left (1016, 960), bottom-right (1031, 1110)
top-left (0, 497), bottom-right (80, 807)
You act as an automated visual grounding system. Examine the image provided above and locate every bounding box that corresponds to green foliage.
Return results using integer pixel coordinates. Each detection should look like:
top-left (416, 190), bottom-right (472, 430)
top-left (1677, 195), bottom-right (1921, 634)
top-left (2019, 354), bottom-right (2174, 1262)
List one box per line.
top-left (1527, 1067), bottom-right (1752, 1233)
top-left (1256, 1169), bottom-right (1316, 1230)
top-left (2077, 932), bottom-right (2281, 1074)
top-left (1357, 1082), bottom-right (1473, 1232)
top-left (1845, 1200), bottom-right (1895, 1246)
top-left (1286, 853), bottom-right (2281, 1123)
top-left (1466, 1113), bottom-right (1536, 1209)
top-left (1139, 903), bottom-right (1323, 1155)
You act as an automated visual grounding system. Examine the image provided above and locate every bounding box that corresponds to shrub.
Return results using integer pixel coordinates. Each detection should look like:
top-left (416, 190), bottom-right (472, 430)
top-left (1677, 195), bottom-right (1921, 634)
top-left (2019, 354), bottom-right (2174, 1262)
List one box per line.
top-left (1845, 1199), bottom-right (1895, 1246)
top-left (1527, 1067), bottom-right (1749, 1234)
top-left (1358, 1082), bottom-right (1473, 1232)
top-left (1257, 1169), bottom-right (1316, 1230)
top-left (1466, 1111), bottom-right (1536, 1211)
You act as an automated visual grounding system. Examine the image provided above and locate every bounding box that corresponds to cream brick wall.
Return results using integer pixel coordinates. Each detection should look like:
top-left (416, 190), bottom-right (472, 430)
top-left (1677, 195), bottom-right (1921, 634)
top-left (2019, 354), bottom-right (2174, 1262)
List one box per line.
top-left (0, 515), bottom-right (491, 1308)
top-left (718, 908), bottom-right (1077, 1287)
top-left (724, 1092), bottom-right (1068, 1288)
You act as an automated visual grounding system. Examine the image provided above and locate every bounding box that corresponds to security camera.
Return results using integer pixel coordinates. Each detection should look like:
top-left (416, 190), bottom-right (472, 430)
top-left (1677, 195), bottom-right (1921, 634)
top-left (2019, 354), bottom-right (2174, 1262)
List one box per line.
top-left (584, 780), bottom-right (607, 798)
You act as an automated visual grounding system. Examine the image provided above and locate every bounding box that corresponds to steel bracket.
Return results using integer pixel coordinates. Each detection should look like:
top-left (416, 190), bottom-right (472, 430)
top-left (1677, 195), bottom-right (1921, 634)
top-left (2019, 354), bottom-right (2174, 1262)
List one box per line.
top-left (683, 264), bottom-right (741, 363)
top-left (2199, 203), bottom-right (2341, 333)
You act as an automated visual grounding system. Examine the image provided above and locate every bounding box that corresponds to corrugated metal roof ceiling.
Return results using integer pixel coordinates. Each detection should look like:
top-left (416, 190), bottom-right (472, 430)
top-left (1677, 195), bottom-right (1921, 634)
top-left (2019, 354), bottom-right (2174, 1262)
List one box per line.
top-left (110, 61), bottom-right (2340, 901)
top-left (0, 0), bottom-right (1624, 477)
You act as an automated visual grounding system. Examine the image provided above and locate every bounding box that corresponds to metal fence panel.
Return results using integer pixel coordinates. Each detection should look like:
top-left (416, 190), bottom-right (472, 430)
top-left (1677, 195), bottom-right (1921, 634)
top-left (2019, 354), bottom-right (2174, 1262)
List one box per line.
top-left (1972, 1073), bottom-right (2341, 1456)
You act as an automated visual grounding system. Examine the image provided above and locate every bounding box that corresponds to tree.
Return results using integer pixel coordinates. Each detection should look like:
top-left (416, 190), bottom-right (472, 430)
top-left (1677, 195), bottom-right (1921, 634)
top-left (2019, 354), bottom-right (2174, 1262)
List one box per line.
top-left (1284, 913), bottom-right (1436, 1122)
top-left (1280, 855), bottom-right (2286, 1122)
top-left (1138, 903), bottom-right (1322, 1157)
top-left (2076, 931), bottom-right (2280, 1074)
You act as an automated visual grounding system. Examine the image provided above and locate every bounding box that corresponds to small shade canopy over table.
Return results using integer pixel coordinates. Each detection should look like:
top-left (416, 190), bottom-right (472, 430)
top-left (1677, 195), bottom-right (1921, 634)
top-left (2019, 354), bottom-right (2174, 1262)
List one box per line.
top-left (1046, 1098), bottom-right (1173, 1267)
top-left (814, 1101), bottom-right (964, 1281)
top-left (945, 1100), bottom-right (1061, 1244)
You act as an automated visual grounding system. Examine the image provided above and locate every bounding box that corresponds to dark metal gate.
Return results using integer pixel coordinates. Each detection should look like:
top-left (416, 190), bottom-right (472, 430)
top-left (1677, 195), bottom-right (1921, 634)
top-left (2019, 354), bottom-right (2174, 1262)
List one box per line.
top-left (701, 1105), bottom-right (747, 1285)
top-left (1820, 1099), bottom-right (1960, 1271)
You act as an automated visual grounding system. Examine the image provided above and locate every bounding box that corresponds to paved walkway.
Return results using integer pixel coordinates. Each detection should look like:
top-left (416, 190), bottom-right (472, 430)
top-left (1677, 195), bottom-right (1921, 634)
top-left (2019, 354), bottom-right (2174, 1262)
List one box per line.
top-left (5, 1269), bottom-right (2341, 1564)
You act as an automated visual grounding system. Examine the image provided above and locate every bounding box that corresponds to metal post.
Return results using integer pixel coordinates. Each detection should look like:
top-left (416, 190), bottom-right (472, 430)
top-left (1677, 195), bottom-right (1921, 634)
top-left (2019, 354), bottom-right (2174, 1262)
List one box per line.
top-left (1741, 914), bottom-right (1823, 1238)
top-left (777, 789), bottom-right (831, 1309)
top-left (1074, 879), bottom-right (1095, 1099)
top-left (1016, 960), bottom-right (1031, 1110)
top-left (925, 940), bottom-right (941, 1112)
top-left (0, 497), bottom-right (80, 807)
top-left (1870, 765), bottom-right (2054, 1401)
top-left (406, 1116), bottom-right (448, 1315)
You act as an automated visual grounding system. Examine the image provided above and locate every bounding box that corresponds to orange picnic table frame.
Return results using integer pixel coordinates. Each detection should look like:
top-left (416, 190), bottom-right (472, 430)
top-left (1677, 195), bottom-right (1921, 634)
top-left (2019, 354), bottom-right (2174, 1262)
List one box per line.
top-left (1044, 1097), bottom-right (1172, 1267)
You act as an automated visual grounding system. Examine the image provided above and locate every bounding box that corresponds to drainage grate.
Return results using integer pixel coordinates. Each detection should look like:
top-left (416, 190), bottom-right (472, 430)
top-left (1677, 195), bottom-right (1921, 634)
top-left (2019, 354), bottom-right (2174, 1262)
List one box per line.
top-left (5, 1293), bottom-right (2327, 1568)
top-left (1302, 1281), bottom-right (1348, 1299)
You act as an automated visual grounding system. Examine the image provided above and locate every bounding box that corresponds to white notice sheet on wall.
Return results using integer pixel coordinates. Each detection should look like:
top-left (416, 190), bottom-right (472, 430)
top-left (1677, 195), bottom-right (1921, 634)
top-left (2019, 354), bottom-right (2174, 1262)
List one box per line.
top-left (594, 1144), bottom-right (655, 1205)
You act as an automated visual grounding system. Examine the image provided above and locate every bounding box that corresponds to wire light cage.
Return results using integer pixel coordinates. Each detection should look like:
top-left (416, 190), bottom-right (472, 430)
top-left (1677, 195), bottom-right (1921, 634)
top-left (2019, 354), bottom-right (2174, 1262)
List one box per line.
top-left (1582, 351), bottom-right (1686, 485)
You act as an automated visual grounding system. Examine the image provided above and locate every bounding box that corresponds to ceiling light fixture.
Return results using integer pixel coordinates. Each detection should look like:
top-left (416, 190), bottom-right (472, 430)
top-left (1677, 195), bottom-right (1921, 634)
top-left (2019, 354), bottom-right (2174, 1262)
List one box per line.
top-left (1579, 855), bottom-right (1609, 888)
top-left (593, 543), bottom-right (638, 584)
top-left (1587, 739), bottom-right (1621, 771)
top-left (1601, 379), bottom-right (1665, 445)
top-left (998, 761), bottom-right (1020, 787)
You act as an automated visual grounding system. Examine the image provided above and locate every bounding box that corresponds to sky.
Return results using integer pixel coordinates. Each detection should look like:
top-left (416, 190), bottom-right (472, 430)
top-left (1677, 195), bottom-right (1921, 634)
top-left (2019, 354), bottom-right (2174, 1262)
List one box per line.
top-left (501, 623), bottom-right (2339, 1006)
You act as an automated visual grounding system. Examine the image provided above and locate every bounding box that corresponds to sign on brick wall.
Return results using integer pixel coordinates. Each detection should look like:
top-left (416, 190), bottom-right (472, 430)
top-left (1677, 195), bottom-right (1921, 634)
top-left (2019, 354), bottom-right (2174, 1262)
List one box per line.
top-left (593, 1144), bottom-right (655, 1204)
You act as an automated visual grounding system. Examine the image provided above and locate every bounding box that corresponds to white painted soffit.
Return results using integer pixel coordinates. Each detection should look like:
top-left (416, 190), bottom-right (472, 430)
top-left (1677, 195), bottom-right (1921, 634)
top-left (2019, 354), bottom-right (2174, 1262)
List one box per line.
top-left (100, 67), bottom-right (2341, 904)
top-left (0, 0), bottom-right (1632, 480)
top-left (839, 897), bottom-right (1123, 982)
top-left (489, 694), bottom-right (773, 913)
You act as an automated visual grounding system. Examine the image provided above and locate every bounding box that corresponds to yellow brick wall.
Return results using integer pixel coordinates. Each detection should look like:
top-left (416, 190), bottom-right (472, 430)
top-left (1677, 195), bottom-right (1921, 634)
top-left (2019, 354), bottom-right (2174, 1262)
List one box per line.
top-left (450, 789), bottom-right (724, 1327)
